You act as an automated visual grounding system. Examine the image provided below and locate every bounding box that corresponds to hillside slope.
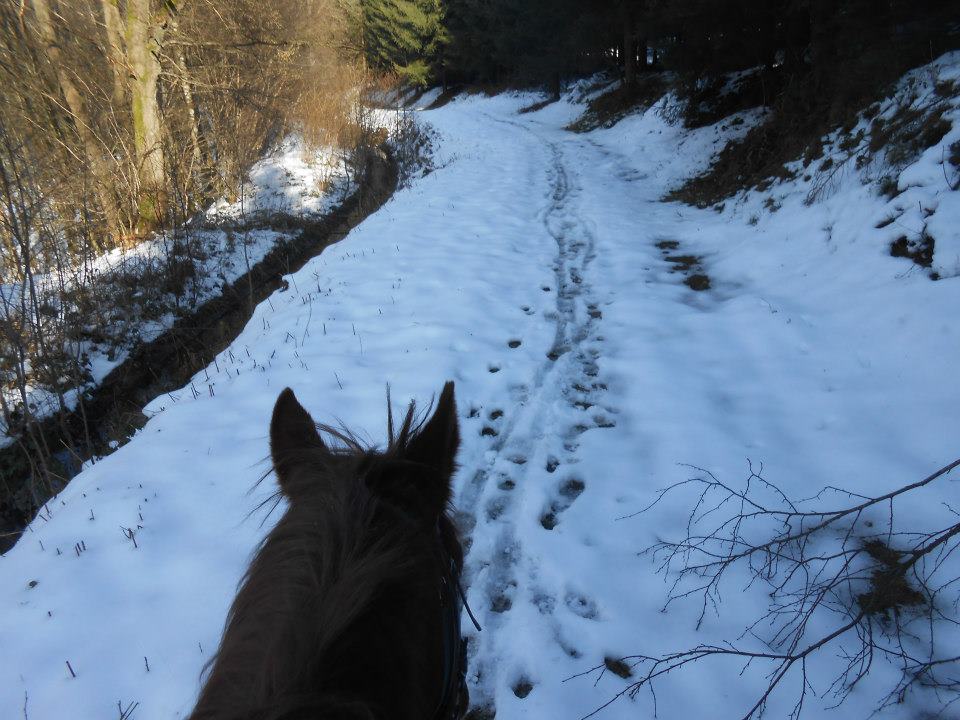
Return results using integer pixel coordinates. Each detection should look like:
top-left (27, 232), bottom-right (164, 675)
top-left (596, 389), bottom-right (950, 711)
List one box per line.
top-left (1, 56), bottom-right (959, 720)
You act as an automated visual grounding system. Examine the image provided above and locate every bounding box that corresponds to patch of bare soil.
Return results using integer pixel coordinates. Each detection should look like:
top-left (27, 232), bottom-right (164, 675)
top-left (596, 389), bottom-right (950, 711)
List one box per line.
top-left (657, 240), bottom-right (712, 291)
top-left (566, 74), bottom-right (667, 133)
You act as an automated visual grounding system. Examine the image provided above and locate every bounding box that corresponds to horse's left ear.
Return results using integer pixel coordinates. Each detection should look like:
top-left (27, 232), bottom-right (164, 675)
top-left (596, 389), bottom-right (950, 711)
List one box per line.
top-left (270, 388), bottom-right (324, 493)
top-left (406, 381), bottom-right (460, 497)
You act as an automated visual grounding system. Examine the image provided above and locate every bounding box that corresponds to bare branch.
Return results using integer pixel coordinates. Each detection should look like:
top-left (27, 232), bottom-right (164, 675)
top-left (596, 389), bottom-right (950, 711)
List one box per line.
top-left (586, 460), bottom-right (960, 718)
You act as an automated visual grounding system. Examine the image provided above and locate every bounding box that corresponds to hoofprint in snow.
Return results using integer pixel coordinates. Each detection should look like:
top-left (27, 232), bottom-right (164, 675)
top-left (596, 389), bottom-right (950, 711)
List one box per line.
top-left (2, 54), bottom-right (960, 719)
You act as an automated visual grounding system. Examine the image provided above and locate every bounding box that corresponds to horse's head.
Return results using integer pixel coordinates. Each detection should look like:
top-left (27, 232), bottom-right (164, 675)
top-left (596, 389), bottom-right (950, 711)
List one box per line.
top-left (269, 381), bottom-right (460, 528)
top-left (191, 382), bottom-right (468, 720)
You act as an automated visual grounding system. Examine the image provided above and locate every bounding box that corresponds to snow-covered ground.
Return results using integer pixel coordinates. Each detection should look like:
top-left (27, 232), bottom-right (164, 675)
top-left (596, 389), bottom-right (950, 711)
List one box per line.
top-left (2, 55), bottom-right (960, 720)
top-left (205, 136), bottom-right (352, 222)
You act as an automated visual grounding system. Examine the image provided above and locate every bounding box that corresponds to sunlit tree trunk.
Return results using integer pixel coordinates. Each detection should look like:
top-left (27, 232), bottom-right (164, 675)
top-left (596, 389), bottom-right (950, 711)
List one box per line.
top-left (100, 0), bottom-right (126, 107)
top-left (30, 0), bottom-right (119, 248)
top-left (126, 0), bottom-right (172, 229)
top-left (168, 16), bottom-right (204, 179)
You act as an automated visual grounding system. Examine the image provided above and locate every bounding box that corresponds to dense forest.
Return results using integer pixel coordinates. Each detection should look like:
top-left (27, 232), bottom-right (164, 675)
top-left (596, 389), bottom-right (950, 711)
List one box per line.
top-left (362, 1), bottom-right (958, 95)
top-left (0, 0), bottom-right (367, 537)
top-left (362, 1), bottom-right (959, 196)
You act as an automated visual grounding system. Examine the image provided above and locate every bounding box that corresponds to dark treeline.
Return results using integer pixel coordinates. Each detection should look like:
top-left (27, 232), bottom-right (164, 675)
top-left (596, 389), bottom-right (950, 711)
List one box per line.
top-left (361, 1), bottom-right (959, 104)
top-left (360, 0), bottom-right (957, 206)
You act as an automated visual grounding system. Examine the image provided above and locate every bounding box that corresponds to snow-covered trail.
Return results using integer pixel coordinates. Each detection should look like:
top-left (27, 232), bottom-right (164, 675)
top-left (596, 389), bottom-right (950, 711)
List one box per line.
top-left (452, 113), bottom-right (621, 713)
top-left (2, 76), bottom-right (960, 720)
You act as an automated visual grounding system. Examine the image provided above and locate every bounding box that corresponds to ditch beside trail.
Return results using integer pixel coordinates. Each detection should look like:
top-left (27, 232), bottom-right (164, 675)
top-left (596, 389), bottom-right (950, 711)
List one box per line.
top-left (0, 147), bottom-right (398, 554)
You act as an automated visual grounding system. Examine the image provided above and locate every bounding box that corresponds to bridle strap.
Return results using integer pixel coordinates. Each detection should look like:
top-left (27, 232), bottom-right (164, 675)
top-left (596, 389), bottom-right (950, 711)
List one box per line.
top-left (456, 577), bottom-right (482, 632)
top-left (433, 523), bottom-right (481, 720)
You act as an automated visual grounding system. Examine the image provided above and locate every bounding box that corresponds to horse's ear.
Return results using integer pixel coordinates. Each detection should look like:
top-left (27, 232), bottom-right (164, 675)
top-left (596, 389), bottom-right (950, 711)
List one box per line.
top-left (270, 388), bottom-right (324, 489)
top-left (405, 381), bottom-right (460, 498)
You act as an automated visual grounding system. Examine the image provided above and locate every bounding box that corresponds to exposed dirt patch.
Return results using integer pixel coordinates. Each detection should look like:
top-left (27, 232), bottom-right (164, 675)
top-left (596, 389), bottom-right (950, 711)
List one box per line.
top-left (519, 97), bottom-right (557, 114)
top-left (604, 656), bottom-right (633, 679)
top-left (566, 74), bottom-right (667, 133)
top-left (890, 231), bottom-right (935, 269)
top-left (685, 274), bottom-right (712, 291)
top-left (673, 77), bottom-right (956, 209)
top-left (680, 67), bottom-right (788, 129)
top-left (664, 254), bottom-right (700, 272)
top-left (857, 540), bottom-right (925, 615)
top-left (425, 87), bottom-right (462, 110)
top-left (659, 241), bottom-right (712, 292)
top-left (869, 104), bottom-right (952, 167)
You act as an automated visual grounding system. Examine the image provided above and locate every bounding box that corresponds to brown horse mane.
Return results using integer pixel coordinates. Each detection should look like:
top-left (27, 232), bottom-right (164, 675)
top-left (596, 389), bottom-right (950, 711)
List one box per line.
top-left (189, 390), bottom-right (462, 720)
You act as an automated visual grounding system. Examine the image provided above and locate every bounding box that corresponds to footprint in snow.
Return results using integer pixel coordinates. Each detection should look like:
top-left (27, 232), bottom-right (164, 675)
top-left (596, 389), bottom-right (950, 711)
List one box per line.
top-left (532, 589), bottom-right (556, 615)
top-left (463, 707), bottom-right (495, 720)
top-left (565, 590), bottom-right (599, 620)
top-left (593, 413), bottom-right (616, 429)
top-left (540, 477), bottom-right (585, 530)
top-left (512, 677), bottom-right (534, 699)
top-left (486, 496), bottom-right (510, 521)
top-left (490, 585), bottom-right (516, 613)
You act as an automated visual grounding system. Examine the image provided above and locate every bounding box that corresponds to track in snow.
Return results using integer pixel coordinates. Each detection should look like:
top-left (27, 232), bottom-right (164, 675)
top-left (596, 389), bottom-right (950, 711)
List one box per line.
top-left (454, 120), bottom-right (617, 714)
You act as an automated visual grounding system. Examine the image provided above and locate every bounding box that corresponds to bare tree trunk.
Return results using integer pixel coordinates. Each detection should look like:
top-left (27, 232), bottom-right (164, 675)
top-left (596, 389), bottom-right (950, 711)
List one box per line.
top-left (622, 6), bottom-right (636, 89)
top-left (126, 0), bottom-right (168, 229)
top-left (100, 0), bottom-right (126, 107)
top-left (30, 0), bottom-right (119, 248)
top-left (169, 16), bottom-right (203, 178)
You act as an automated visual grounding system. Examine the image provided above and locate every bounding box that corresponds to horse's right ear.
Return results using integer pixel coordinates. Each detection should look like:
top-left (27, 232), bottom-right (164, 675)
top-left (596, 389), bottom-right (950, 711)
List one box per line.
top-left (404, 381), bottom-right (460, 511)
top-left (270, 388), bottom-right (324, 490)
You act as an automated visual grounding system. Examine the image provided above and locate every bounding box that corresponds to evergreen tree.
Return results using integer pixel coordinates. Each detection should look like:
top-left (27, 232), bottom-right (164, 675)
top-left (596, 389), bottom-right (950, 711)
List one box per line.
top-left (361, 0), bottom-right (447, 86)
top-left (443, 0), bottom-right (610, 90)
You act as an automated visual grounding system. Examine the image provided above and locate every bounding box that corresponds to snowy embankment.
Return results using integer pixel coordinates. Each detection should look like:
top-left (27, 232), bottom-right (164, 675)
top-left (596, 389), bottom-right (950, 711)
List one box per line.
top-left (2, 56), bottom-right (959, 720)
top-left (1, 136), bottom-right (352, 446)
